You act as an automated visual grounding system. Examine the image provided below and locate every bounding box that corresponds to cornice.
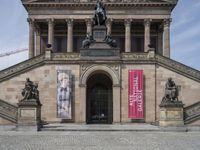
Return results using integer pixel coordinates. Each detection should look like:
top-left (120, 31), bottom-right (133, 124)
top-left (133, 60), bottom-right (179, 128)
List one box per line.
top-left (1, 52), bottom-right (199, 83)
top-left (22, 0), bottom-right (177, 11)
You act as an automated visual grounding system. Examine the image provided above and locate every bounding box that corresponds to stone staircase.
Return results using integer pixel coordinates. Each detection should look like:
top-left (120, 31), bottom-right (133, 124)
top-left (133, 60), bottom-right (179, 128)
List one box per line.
top-left (0, 99), bottom-right (18, 123)
top-left (184, 101), bottom-right (200, 124)
top-left (0, 52), bottom-right (200, 125)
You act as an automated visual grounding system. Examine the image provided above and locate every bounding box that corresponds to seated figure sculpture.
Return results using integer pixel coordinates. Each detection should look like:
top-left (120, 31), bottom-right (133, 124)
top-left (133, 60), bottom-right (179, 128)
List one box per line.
top-left (21, 78), bottom-right (40, 104)
top-left (82, 33), bottom-right (95, 48)
top-left (103, 32), bottom-right (117, 48)
top-left (161, 78), bottom-right (180, 104)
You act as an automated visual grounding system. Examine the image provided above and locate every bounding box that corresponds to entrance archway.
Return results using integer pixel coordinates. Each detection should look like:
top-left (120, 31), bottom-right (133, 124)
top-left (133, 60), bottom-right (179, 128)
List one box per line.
top-left (86, 73), bottom-right (113, 124)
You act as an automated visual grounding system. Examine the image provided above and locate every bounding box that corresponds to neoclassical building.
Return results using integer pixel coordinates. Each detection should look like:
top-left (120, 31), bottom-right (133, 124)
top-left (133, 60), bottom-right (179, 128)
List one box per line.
top-left (0, 0), bottom-right (200, 125)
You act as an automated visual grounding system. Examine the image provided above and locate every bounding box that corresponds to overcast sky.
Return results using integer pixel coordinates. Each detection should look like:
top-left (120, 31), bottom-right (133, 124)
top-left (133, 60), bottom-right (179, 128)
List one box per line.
top-left (0, 0), bottom-right (199, 70)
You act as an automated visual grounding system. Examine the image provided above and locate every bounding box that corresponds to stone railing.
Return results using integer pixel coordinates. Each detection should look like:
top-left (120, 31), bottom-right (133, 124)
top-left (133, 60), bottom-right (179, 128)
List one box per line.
top-left (0, 55), bottom-right (45, 82)
top-left (184, 101), bottom-right (200, 124)
top-left (52, 53), bottom-right (80, 61)
top-left (0, 51), bottom-right (200, 84)
top-left (121, 52), bottom-right (150, 61)
top-left (0, 99), bottom-right (18, 123)
top-left (156, 55), bottom-right (200, 82)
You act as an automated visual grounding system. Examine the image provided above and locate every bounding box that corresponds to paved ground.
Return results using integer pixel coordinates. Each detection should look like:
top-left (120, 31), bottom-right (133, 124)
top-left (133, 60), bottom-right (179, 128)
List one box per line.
top-left (0, 131), bottom-right (200, 150)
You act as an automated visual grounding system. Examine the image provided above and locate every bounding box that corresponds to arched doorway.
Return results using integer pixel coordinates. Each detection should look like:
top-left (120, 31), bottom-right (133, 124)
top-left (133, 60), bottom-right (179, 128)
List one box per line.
top-left (86, 73), bottom-right (113, 124)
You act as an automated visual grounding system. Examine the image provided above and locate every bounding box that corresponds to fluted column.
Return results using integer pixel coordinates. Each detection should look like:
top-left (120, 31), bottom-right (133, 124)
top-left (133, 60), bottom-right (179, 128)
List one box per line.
top-left (106, 18), bottom-right (113, 34)
top-left (36, 28), bottom-right (41, 56)
top-left (48, 19), bottom-right (54, 49)
top-left (67, 19), bottom-right (73, 52)
top-left (163, 18), bottom-right (171, 58)
top-left (125, 19), bottom-right (132, 52)
top-left (144, 19), bottom-right (151, 52)
top-left (28, 18), bottom-right (35, 58)
top-left (85, 18), bottom-right (92, 36)
top-left (157, 25), bottom-right (163, 55)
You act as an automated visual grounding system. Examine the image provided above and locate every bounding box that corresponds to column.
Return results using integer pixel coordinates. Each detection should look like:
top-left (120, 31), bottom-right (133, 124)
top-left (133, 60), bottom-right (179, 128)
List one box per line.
top-left (28, 18), bottom-right (35, 58)
top-left (125, 19), bottom-right (132, 52)
top-left (144, 19), bottom-right (151, 52)
top-left (35, 28), bottom-right (41, 56)
top-left (163, 18), bottom-right (171, 58)
top-left (85, 18), bottom-right (92, 36)
top-left (48, 18), bottom-right (54, 49)
top-left (113, 85), bottom-right (121, 123)
top-left (106, 18), bottom-right (113, 34)
top-left (157, 25), bottom-right (163, 55)
top-left (67, 19), bottom-right (73, 52)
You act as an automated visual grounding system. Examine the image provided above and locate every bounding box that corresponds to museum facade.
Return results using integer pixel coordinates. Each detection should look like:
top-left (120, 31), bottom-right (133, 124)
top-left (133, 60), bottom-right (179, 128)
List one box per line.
top-left (0, 0), bottom-right (200, 126)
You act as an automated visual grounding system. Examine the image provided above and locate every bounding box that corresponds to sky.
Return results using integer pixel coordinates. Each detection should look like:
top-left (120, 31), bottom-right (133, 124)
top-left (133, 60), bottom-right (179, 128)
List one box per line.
top-left (0, 0), bottom-right (200, 70)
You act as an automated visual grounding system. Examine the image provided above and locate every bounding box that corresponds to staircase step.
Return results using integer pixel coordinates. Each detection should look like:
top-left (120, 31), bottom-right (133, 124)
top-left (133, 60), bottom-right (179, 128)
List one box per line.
top-left (41, 123), bottom-right (161, 132)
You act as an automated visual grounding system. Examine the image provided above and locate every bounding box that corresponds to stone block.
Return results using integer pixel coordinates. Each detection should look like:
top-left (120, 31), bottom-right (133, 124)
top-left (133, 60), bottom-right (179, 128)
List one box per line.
top-left (17, 100), bottom-right (42, 131)
top-left (159, 103), bottom-right (184, 127)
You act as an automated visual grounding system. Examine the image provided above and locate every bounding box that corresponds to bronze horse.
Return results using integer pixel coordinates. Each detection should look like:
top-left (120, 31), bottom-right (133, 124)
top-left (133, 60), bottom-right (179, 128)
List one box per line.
top-left (93, 0), bottom-right (107, 26)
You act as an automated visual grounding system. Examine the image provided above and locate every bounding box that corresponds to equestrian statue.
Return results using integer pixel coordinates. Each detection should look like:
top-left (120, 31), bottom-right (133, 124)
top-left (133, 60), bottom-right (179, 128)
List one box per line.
top-left (93, 0), bottom-right (107, 26)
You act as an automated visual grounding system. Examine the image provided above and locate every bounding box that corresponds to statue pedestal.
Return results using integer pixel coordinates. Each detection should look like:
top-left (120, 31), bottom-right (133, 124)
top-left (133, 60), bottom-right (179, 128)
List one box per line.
top-left (159, 102), bottom-right (184, 127)
top-left (93, 25), bottom-right (107, 42)
top-left (17, 100), bottom-right (42, 131)
top-left (80, 25), bottom-right (120, 60)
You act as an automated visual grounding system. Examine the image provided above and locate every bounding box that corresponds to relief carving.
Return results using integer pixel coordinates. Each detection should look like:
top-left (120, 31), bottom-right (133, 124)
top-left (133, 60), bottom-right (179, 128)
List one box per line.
top-left (80, 64), bottom-right (120, 86)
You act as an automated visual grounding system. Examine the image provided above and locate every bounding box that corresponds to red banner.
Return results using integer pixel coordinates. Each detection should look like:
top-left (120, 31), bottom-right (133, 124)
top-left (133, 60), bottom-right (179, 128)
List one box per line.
top-left (128, 70), bottom-right (144, 119)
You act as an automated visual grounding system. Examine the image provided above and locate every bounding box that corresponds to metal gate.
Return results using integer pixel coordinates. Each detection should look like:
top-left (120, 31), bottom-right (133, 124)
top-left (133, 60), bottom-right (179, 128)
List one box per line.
top-left (87, 85), bottom-right (112, 124)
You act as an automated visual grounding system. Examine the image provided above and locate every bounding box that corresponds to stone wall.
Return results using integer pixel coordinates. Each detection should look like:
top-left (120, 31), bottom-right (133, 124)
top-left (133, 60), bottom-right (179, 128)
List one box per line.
top-left (0, 64), bottom-right (80, 124)
top-left (121, 64), bottom-right (156, 123)
top-left (156, 66), bottom-right (200, 122)
top-left (0, 62), bottom-right (200, 125)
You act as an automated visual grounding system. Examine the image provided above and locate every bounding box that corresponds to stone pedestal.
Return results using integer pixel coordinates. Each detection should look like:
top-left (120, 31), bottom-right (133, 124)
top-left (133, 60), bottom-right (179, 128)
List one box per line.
top-left (159, 102), bottom-right (184, 127)
top-left (17, 100), bottom-right (42, 131)
top-left (93, 25), bottom-right (107, 42)
top-left (80, 25), bottom-right (120, 60)
top-left (45, 47), bottom-right (52, 60)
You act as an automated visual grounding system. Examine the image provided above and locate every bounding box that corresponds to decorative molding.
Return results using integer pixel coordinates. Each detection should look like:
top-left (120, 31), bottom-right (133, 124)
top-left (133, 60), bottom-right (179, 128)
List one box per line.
top-left (22, 0), bottom-right (177, 9)
top-left (0, 99), bottom-right (18, 123)
top-left (122, 52), bottom-right (149, 61)
top-left (184, 101), bottom-right (200, 124)
top-left (0, 52), bottom-right (200, 85)
top-left (80, 64), bottom-right (120, 85)
top-left (52, 53), bottom-right (80, 60)
top-left (22, 0), bottom-right (177, 4)
top-left (156, 54), bottom-right (200, 82)
top-left (0, 55), bottom-right (45, 82)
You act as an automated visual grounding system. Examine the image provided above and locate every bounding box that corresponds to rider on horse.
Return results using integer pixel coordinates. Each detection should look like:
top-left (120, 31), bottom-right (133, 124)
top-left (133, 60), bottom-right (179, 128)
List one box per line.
top-left (94, 0), bottom-right (107, 26)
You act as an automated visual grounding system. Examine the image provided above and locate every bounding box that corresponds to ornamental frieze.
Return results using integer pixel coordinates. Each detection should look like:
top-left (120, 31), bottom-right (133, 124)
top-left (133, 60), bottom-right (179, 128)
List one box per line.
top-left (23, 0), bottom-right (176, 4)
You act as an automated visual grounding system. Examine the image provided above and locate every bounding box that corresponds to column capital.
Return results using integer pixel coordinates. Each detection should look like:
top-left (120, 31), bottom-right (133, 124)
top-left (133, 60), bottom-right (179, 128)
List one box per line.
top-left (163, 18), bottom-right (172, 27)
top-left (106, 18), bottom-right (113, 26)
top-left (124, 19), bottom-right (132, 27)
top-left (66, 18), bottom-right (74, 26)
top-left (47, 18), bottom-right (54, 25)
top-left (144, 19), bottom-right (152, 26)
top-left (85, 18), bottom-right (93, 25)
top-left (35, 28), bottom-right (41, 36)
top-left (27, 18), bottom-right (35, 25)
